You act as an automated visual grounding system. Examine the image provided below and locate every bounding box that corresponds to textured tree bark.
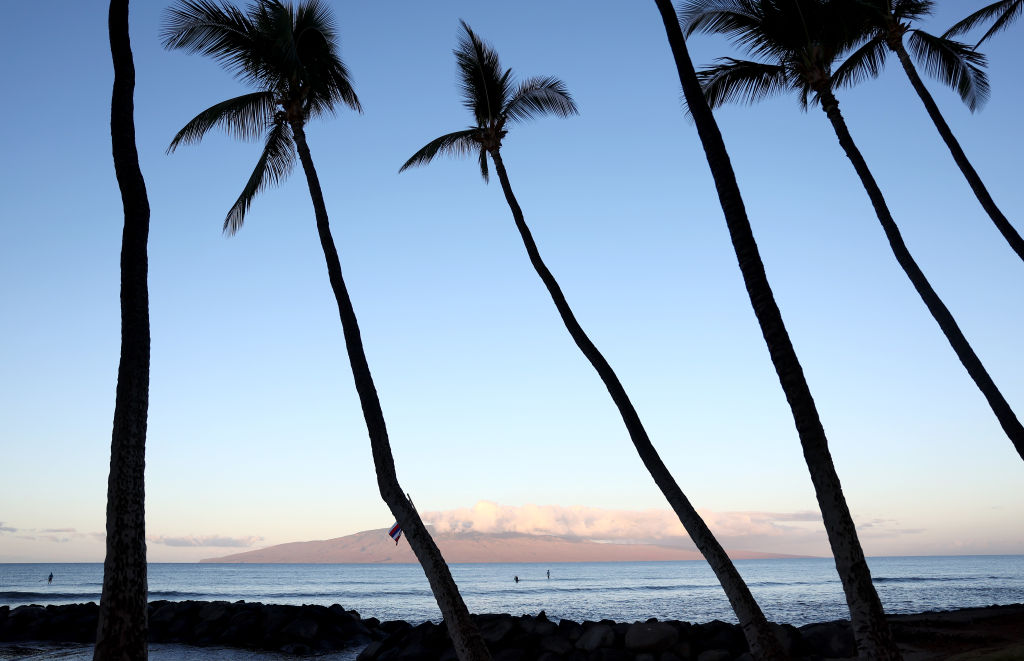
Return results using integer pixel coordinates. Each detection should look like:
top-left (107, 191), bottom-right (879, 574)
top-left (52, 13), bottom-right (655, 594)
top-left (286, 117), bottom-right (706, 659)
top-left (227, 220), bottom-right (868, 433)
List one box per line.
top-left (820, 91), bottom-right (1024, 463)
top-left (489, 149), bottom-right (786, 661)
top-left (95, 1), bottom-right (151, 659)
top-left (290, 122), bottom-right (491, 661)
top-left (652, 2), bottom-right (902, 659)
top-left (892, 41), bottom-right (1024, 263)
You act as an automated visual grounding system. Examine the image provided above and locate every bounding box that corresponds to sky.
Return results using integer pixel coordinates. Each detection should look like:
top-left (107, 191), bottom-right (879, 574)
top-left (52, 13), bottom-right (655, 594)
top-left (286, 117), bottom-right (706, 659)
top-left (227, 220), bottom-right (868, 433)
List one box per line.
top-left (1, 2), bottom-right (1022, 563)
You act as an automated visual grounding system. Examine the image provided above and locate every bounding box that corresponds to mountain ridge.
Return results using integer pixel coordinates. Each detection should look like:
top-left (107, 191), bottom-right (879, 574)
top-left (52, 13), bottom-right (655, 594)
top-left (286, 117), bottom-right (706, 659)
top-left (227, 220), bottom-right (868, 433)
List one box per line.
top-left (200, 528), bottom-right (812, 563)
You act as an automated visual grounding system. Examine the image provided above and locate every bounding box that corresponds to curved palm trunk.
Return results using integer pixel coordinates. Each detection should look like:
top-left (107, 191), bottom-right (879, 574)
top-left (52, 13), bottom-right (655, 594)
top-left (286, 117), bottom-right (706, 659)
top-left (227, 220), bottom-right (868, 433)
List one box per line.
top-left (651, 2), bottom-right (902, 659)
top-left (488, 149), bottom-right (786, 661)
top-left (96, 1), bottom-right (151, 659)
top-left (819, 92), bottom-right (1024, 462)
top-left (890, 41), bottom-right (1024, 263)
top-left (289, 122), bottom-right (491, 661)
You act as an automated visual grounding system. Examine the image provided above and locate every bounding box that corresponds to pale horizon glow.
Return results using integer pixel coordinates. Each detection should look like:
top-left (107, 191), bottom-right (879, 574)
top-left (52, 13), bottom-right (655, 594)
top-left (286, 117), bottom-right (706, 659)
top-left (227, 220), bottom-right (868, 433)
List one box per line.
top-left (2, 500), bottom-right (1021, 563)
top-left (1, 2), bottom-right (1022, 565)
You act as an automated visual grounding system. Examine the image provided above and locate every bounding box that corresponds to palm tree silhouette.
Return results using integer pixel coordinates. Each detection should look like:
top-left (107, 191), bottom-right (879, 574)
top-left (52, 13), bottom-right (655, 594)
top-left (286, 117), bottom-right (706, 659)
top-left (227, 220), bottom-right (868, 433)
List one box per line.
top-left (946, 0), bottom-right (1022, 47)
top-left (685, 0), bottom-right (1024, 452)
top-left (400, 21), bottom-right (786, 661)
top-left (839, 0), bottom-right (1024, 263)
top-left (161, 3), bottom-right (489, 658)
top-left (95, 1), bottom-right (151, 659)
top-left (654, 1), bottom-right (900, 658)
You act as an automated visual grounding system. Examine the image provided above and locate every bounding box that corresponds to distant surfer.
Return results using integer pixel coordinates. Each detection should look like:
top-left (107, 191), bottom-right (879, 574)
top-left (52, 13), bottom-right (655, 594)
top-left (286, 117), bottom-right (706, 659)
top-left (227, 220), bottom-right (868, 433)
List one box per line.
top-left (546, 569), bottom-right (550, 579)
top-left (514, 575), bottom-right (519, 584)
top-left (47, 572), bottom-right (53, 585)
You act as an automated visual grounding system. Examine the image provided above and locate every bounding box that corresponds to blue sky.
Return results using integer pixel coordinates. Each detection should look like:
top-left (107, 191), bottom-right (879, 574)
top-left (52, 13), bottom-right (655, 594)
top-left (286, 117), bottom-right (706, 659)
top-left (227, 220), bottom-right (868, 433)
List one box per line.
top-left (1, 2), bottom-right (1021, 562)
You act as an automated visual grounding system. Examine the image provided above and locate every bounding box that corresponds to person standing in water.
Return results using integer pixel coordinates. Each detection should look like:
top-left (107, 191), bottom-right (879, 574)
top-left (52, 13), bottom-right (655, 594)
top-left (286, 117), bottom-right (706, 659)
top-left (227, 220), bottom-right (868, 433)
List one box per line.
top-left (47, 573), bottom-right (53, 584)
top-left (514, 575), bottom-right (519, 584)
top-left (546, 570), bottom-right (550, 579)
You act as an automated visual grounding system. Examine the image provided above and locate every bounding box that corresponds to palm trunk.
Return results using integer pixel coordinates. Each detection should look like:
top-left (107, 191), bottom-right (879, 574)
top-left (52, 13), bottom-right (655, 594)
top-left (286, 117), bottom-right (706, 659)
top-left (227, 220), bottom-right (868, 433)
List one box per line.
top-left (651, 2), bottom-right (902, 659)
top-left (289, 121), bottom-right (491, 661)
top-left (890, 40), bottom-right (1024, 263)
top-left (488, 149), bottom-right (786, 661)
top-left (95, 1), bottom-right (151, 659)
top-left (820, 91), bottom-right (1024, 462)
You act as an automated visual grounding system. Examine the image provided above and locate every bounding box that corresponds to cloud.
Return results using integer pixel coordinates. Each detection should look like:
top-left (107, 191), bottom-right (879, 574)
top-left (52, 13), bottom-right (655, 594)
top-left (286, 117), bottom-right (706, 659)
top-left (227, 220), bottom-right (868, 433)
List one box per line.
top-left (420, 501), bottom-right (827, 543)
top-left (149, 535), bottom-right (263, 548)
top-left (39, 535), bottom-right (72, 544)
top-left (8, 527), bottom-right (97, 544)
top-left (418, 502), bottom-right (929, 557)
top-left (855, 518), bottom-right (925, 538)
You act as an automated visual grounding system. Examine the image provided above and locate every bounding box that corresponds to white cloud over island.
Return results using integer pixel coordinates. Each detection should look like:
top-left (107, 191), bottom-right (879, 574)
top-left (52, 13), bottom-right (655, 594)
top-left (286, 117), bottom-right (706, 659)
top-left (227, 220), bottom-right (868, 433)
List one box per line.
top-left (420, 501), bottom-right (924, 556)
top-left (0, 502), bottom-right (938, 562)
top-left (149, 535), bottom-right (264, 548)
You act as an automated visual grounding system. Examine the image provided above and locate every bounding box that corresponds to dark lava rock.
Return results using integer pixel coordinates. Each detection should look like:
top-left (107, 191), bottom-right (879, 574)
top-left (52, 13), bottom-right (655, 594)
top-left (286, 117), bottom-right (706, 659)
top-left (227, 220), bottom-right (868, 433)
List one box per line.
top-left (0, 600), bottom-right (384, 654)
top-left (798, 619), bottom-right (856, 659)
top-left (7, 600), bottom-right (1021, 660)
top-left (575, 622), bottom-right (615, 651)
top-left (625, 621), bottom-right (679, 653)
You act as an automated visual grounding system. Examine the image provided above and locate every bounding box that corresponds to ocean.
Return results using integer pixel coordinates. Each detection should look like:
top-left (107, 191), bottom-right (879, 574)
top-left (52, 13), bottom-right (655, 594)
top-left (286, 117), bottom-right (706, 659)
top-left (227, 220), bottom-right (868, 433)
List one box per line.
top-left (2, 555), bottom-right (1022, 659)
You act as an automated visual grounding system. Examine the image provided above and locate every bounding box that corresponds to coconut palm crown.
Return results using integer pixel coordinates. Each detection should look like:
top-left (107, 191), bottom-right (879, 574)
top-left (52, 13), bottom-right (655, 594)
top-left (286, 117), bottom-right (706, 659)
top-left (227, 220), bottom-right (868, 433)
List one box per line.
top-left (946, 0), bottom-right (1022, 47)
top-left (684, 0), bottom-right (1024, 463)
top-left (162, 0), bottom-right (361, 233)
top-left (400, 20), bottom-right (577, 179)
top-left (681, 0), bottom-right (874, 110)
top-left (838, 0), bottom-right (1024, 264)
top-left (835, 0), bottom-right (989, 111)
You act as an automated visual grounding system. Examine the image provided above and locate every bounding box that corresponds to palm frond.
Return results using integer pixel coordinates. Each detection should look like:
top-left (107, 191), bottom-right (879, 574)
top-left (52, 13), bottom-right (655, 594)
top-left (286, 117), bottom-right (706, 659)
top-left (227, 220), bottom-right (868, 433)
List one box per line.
top-left (289, 0), bottom-right (357, 113)
top-left (907, 29), bottom-right (990, 111)
top-left (399, 129), bottom-right (481, 173)
top-left (681, 0), bottom-right (865, 75)
top-left (679, 0), bottom-right (760, 38)
top-left (321, 58), bottom-right (362, 114)
top-left (305, 56), bottom-right (361, 118)
top-left (165, 0), bottom-right (360, 127)
top-left (504, 76), bottom-right (579, 125)
top-left (161, 0), bottom-right (266, 85)
top-left (477, 147), bottom-right (490, 183)
top-left (224, 121), bottom-right (296, 234)
top-left (944, 0), bottom-right (1021, 46)
top-left (167, 91), bottom-right (276, 152)
top-left (680, 0), bottom-right (792, 60)
top-left (697, 58), bottom-right (792, 109)
top-left (832, 36), bottom-right (888, 90)
top-left (888, 0), bottom-right (934, 25)
top-left (798, 83), bottom-right (812, 110)
top-left (455, 20), bottom-right (510, 126)
top-left (274, 0), bottom-right (305, 77)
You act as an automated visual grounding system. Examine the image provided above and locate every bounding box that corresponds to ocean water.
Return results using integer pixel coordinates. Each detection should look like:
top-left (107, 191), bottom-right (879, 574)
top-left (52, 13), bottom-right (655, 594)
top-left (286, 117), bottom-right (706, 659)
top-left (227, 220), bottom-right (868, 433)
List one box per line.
top-left (2, 556), bottom-right (1022, 659)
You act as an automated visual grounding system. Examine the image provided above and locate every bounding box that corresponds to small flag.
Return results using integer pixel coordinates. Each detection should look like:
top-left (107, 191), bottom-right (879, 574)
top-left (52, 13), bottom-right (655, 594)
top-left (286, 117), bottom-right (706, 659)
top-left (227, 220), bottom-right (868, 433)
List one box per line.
top-left (388, 522), bottom-right (402, 545)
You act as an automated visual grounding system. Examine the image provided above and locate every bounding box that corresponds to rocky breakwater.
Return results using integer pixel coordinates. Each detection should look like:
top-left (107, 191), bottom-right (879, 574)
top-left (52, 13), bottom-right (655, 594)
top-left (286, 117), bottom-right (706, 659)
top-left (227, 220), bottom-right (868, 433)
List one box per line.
top-left (4, 602), bottom-right (1022, 658)
top-left (0, 600), bottom-right (387, 654)
top-left (357, 611), bottom-right (819, 661)
top-left (358, 604), bottom-right (1024, 660)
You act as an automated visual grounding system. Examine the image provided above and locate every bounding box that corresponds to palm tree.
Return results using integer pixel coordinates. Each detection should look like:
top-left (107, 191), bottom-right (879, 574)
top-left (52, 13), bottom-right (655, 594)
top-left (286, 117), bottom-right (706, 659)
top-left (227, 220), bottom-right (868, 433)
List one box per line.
top-left (946, 0), bottom-right (1022, 47)
top-left (95, 1), bottom-right (151, 659)
top-left (685, 0), bottom-right (1024, 453)
top-left (654, 1), bottom-right (901, 659)
top-left (161, 3), bottom-right (490, 659)
top-left (840, 0), bottom-right (1024, 263)
top-left (400, 21), bottom-right (787, 661)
